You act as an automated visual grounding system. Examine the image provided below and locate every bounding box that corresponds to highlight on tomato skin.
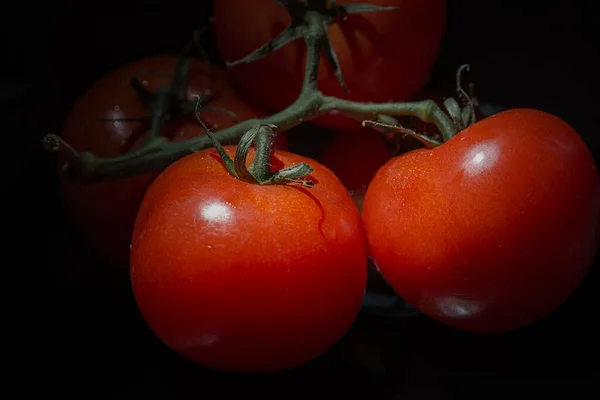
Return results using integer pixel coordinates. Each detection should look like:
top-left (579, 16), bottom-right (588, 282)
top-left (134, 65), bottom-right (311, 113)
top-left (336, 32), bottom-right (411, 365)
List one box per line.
top-left (130, 146), bottom-right (368, 372)
top-left (57, 55), bottom-right (263, 265)
top-left (213, 0), bottom-right (447, 130)
top-left (362, 108), bottom-right (600, 334)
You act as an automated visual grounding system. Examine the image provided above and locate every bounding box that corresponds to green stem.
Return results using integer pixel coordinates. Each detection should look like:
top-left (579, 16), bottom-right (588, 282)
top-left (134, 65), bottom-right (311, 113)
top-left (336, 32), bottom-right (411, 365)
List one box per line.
top-left (233, 126), bottom-right (260, 183)
top-left (322, 97), bottom-right (456, 142)
top-left (145, 87), bottom-right (169, 143)
top-left (171, 42), bottom-right (193, 105)
top-left (248, 124), bottom-right (278, 181)
top-left (301, 11), bottom-right (325, 95)
top-left (45, 4), bottom-right (459, 182)
top-left (204, 122), bottom-right (314, 187)
top-left (44, 92), bottom-right (457, 181)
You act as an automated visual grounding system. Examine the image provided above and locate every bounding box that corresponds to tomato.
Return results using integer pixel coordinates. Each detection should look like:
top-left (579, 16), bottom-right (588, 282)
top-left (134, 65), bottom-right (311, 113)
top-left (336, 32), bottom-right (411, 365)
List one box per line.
top-left (213, 0), bottom-right (446, 130)
top-left (59, 56), bottom-right (275, 265)
top-left (362, 108), bottom-right (600, 333)
top-left (319, 129), bottom-right (392, 212)
top-left (130, 146), bottom-right (367, 372)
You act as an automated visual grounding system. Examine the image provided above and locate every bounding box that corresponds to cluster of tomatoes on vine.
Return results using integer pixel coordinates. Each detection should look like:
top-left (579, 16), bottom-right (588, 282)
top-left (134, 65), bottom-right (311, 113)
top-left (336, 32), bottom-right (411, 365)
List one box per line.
top-left (53, 0), bottom-right (599, 373)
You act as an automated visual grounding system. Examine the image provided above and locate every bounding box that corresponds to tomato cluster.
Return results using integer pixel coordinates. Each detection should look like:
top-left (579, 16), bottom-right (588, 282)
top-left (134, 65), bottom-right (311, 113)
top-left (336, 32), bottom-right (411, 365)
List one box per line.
top-left (56, 0), bottom-right (599, 374)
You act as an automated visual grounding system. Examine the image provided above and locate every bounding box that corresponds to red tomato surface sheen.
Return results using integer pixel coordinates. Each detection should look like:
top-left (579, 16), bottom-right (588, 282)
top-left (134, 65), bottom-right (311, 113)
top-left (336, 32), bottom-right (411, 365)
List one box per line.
top-left (213, 0), bottom-right (446, 130)
top-left (363, 108), bottom-right (600, 333)
top-left (130, 147), bottom-right (368, 372)
top-left (59, 56), bottom-right (275, 264)
top-left (319, 129), bottom-right (392, 212)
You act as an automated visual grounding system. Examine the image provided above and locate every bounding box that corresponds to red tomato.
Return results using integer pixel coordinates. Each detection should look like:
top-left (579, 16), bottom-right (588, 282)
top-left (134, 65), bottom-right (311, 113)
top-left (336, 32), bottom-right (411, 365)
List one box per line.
top-left (319, 129), bottom-right (392, 212)
top-left (213, 0), bottom-right (446, 130)
top-left (130, 146), bottom-right (367, 372)
top-left (362, 108), bottom-right (600, 333)
top-left (59, 56), bottom-right (275, 265)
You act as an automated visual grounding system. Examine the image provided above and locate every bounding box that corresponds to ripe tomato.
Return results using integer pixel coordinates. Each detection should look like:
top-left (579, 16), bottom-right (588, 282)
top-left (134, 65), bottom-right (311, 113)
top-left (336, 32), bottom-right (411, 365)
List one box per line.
top-left (213, 0), bottom-right (446, 130)
top-left (319, 129), bottom-right (392, 212)
top-left (362, 108), bottom-right (600, 333)
top-left (130, 146), bottom-right (367, 372)
top-left (59, 56), bottom-right (274, 265)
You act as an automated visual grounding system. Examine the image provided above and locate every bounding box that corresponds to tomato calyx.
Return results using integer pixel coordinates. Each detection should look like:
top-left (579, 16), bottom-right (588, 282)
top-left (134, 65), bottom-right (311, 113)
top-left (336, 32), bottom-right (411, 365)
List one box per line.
top-left (195, 100), bottom-right (315, 187)
top-left (226, 0), bottom-right (396, 92)
top-left (217, 124), bottom-right (315, 187)
top-left (443, 64), bottom-right (478, 132)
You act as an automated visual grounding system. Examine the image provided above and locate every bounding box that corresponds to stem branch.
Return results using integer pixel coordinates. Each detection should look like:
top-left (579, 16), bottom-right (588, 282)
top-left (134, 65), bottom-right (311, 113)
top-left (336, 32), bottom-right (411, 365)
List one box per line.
top-left (45, 4), bottom-right (461, 182)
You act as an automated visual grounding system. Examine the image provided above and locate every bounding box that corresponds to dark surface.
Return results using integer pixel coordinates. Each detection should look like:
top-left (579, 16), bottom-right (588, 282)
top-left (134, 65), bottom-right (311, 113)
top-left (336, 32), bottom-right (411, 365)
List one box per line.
top-left (4, 1), bottom-right (599, 397)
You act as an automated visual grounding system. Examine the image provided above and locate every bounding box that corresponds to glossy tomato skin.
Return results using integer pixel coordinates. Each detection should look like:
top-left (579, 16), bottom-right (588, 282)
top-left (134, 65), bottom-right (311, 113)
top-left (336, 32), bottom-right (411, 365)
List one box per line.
top-left (213, 0), bottom-right (446, 130)
top-left (59, 56), bottom-right (273, 264)
top-left (363, 108), bottom-right (600, 333)
top-left (130, 147), bottom-right (368, 372)
top-left (319, 129), bottom-right (392, 212)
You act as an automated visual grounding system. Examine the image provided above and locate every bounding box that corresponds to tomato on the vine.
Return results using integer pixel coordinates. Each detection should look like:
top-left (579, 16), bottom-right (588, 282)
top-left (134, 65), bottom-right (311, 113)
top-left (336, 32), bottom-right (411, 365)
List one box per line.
top-left (319, 129), bottom-right (392, 212)
top-left (362, 108), bottom-right (600, 333)
top-left (59, 56), bottom-right (276, 264)
top-left (213, 0), bottom-right (446, 130)
top-left (130, 146), bottom-right (367, 372)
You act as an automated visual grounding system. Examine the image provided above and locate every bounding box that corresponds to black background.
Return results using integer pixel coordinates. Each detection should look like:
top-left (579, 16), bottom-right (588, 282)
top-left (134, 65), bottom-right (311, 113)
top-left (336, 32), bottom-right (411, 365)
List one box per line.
top-left (4, 0), bottom-right (599, 398)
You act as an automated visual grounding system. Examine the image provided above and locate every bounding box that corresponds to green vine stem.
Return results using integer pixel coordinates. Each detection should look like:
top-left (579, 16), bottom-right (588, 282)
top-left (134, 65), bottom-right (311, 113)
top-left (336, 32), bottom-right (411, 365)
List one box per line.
top-left (43, 0), bottom-right (464, 182)
top-left (196, 96), bottom-right (315, 188)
